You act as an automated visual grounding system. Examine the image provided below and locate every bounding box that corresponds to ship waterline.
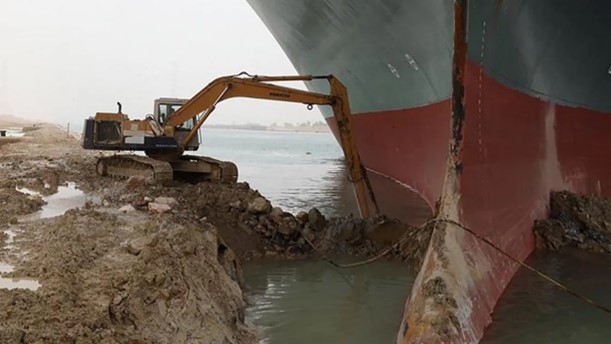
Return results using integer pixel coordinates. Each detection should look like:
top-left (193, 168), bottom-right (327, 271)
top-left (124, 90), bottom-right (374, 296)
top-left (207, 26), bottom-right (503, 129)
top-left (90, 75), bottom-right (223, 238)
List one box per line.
top-left (247, 0), bottom-right (611, 342)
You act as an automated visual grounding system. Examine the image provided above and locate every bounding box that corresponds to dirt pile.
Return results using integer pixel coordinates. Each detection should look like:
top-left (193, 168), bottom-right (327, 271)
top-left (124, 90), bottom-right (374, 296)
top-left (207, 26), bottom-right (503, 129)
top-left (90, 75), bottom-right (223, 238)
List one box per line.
top-left (0, 123), bottom-right (257, 343)
top-left (0, 184), bottom-right (46, 226)
top-left (0, 208), bottom-right (256, 344)
top-left (534, 191), bottom-right (611, 253)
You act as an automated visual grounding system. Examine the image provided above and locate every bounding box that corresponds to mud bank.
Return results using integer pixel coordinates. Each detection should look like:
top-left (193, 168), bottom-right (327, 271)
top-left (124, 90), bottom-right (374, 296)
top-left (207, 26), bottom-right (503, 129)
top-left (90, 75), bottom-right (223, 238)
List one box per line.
top-left (0, 122), bottom-right (427, 343)
top-left (0, 209), bottom-right (256, 343)
top-left (0, 123), bottom-right (254, 343)
top-left (534, 191), bottom-right (611, 253)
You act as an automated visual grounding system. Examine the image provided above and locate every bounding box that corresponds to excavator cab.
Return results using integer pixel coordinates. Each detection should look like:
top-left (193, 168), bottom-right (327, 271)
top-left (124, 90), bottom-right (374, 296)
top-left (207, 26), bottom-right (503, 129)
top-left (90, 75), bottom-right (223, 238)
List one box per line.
top-left (153, 98), bottom-right (200, 150)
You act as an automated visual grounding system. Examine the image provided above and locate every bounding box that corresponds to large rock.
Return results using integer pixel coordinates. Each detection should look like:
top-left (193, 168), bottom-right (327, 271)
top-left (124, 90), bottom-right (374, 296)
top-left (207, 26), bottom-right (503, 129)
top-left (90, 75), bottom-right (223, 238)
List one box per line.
top-left (154, 197), bottom-right (178, 208)
top-left (148, 202), bottom-right (172, 214)
top-left (302, 225), bottom-right (315, 243)
top-left (229, 200), bottom-right (243, 211)
top-left (296, 211), bottom-right (309, 225)
top-left (118, 204), bottom-right (136, 213)
top-left (278, 214), bottom-right (298, 237)
top-left (125, 236), bottom-right (152, 255)
top-left (269, 207), bottom-right (283, 220)
top-left (126, 175), bottom-right (147, 189)
top-left (248, 197), bottom-right (271, 215)
top-left (308, 208), bottom-right (327, 232)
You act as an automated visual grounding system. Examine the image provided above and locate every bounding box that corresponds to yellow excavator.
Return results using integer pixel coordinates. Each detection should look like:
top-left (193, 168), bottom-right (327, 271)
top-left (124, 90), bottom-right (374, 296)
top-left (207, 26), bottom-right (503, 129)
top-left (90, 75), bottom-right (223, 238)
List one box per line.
top-left (82, 73), bottom-right (377, 217)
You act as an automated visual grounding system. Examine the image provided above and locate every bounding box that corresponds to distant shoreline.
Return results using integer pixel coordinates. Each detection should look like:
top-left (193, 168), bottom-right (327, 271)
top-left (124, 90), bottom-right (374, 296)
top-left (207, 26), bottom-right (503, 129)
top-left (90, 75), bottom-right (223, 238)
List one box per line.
top-left (204, 124), bottom-right (331, 134)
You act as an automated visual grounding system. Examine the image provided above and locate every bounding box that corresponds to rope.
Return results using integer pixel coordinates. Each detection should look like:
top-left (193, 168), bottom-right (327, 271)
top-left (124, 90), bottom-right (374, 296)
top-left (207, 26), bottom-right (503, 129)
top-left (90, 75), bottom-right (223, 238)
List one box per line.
top-left (435, 218), bottom-right (611, 315)
top-left (300, 217), bottom-right (611, 315)
top-left (323, 219), bottom-right (436, 269)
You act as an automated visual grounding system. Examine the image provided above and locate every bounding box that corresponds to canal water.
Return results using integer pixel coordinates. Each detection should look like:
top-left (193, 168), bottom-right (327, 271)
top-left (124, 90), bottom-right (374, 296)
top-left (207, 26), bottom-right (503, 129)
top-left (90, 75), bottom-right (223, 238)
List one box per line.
top-left (198, 128), bottom-right (611, 343)
top-left (199, 128), bottom-right (422, 343)
top-left (244, 258), bottom-right (413, 344)
top-left (481, 250), bottom-right (611, 343)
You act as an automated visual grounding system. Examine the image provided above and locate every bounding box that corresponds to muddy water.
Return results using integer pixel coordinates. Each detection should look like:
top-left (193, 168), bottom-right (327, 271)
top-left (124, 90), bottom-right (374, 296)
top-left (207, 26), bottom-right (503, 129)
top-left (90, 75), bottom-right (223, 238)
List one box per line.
top-left (0, 254), bottom-right (40, 290)
top-left (21, 182), bottom-right (92, 220)
top-left (482, 250), bottom-right (611, 343)
top-left (1, 182), bottom-right (91, 291)
top-left (0, 275), bottom-right (41, 290)
top-left (244, 258), bottom-right (414, 344)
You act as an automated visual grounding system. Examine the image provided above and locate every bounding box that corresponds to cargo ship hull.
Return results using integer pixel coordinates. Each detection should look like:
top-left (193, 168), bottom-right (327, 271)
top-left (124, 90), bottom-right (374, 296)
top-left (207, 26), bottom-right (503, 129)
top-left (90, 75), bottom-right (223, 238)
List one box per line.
top-left (247, 0), bottom-right (611, 342)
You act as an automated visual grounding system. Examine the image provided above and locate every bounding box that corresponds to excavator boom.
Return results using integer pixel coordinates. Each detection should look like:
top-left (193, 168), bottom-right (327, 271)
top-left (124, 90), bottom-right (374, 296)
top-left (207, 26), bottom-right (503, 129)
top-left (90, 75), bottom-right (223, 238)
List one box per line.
top-left (166, 75), bottom-right (333, 127)
top-left (82, 73), bottom-right (377, 218)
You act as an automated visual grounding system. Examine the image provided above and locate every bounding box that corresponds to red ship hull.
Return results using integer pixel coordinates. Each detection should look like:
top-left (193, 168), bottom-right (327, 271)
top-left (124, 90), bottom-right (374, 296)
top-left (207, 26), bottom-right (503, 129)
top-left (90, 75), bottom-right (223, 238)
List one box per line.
top-left (248, 0), bottom-right (611, 341)
top-left (327, 61), bottom-right (611, 342)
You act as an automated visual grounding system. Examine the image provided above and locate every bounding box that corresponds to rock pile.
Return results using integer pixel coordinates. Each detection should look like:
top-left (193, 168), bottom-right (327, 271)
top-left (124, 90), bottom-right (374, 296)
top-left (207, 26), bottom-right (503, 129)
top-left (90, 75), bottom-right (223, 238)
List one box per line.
top-left (534, 191), bottom-right (611, 253)
top-left (96, 179), bottom-right (427, 263)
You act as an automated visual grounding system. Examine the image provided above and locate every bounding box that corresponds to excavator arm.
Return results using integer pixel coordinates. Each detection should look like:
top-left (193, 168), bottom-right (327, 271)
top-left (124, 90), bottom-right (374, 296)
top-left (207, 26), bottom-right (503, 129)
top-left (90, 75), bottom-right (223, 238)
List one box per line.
top-left (166, 74), bottom-right (335, 128)
top-left (166, 73), bottom-right (377, 218)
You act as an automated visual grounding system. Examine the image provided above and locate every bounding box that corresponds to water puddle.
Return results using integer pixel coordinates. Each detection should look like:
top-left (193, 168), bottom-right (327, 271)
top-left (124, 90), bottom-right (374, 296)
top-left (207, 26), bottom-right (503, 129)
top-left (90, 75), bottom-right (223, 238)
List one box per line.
top-left (1, 182), bottom-right (90, 291)
top-left (0, 276), bottom-right (41, 291)
top-left (20, 182), bottom-right (91, 221)
top-left (0, 262), bottom-right (13, 274)
top-left (0, 254), bottom-right (40, 291)
top-left (244, 258), bottom-right (413, 344)
top-left (16, 186), bottom-right (41, 196)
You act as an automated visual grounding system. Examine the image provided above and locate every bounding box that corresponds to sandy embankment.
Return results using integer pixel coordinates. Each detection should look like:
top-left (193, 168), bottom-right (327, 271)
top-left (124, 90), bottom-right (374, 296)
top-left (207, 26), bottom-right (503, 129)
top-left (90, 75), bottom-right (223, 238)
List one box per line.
top-left (0, 120), bottom-right (259, 343)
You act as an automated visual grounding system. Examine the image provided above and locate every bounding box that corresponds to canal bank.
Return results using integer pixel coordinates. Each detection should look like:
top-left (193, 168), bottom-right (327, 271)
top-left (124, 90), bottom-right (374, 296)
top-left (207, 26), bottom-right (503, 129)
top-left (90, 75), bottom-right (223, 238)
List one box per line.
top-left (0, 120), bottom-right (429, 343)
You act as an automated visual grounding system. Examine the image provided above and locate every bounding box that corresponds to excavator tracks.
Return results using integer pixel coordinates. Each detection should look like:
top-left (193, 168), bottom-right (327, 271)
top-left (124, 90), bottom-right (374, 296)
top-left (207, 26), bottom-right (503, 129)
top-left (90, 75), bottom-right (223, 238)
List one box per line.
top-left (95, 154), bottom-right (238, 183)
top-left (173, 155), bottom-right (238, 183)
top-left (96, 155), bottom-right (173, 181)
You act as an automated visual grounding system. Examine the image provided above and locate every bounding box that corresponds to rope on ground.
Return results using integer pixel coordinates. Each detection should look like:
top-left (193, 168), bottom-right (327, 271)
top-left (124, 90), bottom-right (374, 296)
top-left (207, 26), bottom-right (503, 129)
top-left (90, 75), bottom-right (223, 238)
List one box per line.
top-left (299, 217), bottom-right (611, 315)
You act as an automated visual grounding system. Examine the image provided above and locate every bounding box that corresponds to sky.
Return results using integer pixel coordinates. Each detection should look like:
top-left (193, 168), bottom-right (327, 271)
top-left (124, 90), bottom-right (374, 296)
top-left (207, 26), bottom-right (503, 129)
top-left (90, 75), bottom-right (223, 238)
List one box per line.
top-left (0, 0), bottom-right (322, 128)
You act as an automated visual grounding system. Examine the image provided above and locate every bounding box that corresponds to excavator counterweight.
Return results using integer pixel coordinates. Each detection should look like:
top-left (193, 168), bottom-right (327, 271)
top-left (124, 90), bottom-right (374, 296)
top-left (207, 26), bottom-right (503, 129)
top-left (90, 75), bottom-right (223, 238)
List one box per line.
top-left (82, 73), bottom-right (377, 218)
